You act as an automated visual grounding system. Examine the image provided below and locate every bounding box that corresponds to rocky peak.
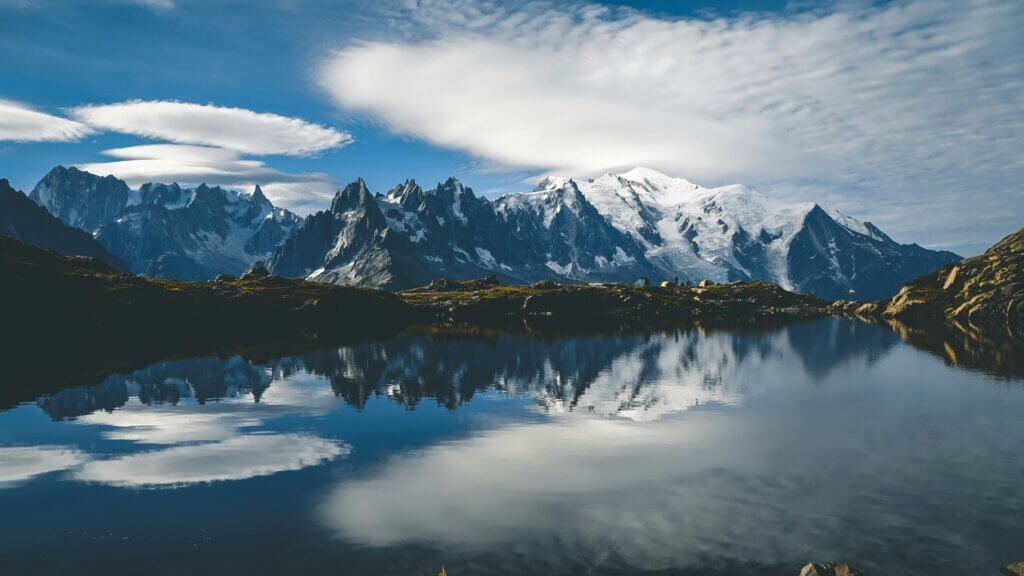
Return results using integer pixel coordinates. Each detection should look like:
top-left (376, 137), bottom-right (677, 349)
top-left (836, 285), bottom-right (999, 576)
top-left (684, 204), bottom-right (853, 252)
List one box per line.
top-left (250, 185), bottom-right (270, 207)
top-left (330, 178), bottom-right (373, 214)
top-left (385, 179), bottom-right (424, 207)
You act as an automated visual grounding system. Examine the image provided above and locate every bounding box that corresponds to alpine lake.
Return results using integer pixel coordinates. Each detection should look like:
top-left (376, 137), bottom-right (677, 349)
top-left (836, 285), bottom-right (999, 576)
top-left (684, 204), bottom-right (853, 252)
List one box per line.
top-left (1, 317), bottom-right (1022, 576)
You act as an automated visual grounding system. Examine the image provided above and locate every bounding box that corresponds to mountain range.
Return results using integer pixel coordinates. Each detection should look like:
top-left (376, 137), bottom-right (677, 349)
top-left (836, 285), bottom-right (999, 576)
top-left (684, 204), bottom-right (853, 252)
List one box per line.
top-left (265, 167), bottom-right (959, 300)
top-left (19, 165), bottom-right (959, 300)
top-left (29, 166), bottom-right (301, 281)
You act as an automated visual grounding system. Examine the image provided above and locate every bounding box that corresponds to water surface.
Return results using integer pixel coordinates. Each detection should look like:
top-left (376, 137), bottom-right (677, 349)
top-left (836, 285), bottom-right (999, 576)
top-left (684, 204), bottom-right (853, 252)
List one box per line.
top-left (1, 319), bottom-right (1022, 575)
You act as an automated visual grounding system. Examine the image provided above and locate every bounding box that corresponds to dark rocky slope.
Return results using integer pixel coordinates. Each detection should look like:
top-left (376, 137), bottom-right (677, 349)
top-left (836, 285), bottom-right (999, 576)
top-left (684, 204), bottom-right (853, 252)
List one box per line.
top-left (0, 236), bottom-right (416, 363)
top-left (0, 178), bottom-right (127, 271)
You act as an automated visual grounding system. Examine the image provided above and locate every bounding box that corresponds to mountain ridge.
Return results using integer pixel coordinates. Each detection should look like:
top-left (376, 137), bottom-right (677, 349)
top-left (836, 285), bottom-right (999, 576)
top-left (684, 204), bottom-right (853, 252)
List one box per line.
top-left (266, 168), bottom-right (959, 299)
top-left (20, 165), bottom-right (959, 299)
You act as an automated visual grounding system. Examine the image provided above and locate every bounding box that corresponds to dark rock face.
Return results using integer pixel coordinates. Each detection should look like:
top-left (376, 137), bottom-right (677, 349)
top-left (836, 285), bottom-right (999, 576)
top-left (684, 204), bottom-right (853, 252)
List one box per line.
top-left (268, 177), bottom-right (662, 290)
top-left (29, 168), bottom-right (301, 281)
top-left (0, 178), bottom-right (127, 272)
top-left (787, 205), bottom-right (960, 301)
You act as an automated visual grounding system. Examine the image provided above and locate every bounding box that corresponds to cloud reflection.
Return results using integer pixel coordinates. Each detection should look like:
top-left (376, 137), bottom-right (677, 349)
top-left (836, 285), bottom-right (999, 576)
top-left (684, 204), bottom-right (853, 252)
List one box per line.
top-left (0, 446), bottom-right (88, 487)
top-left (74, 433), bottom-right (348, 488)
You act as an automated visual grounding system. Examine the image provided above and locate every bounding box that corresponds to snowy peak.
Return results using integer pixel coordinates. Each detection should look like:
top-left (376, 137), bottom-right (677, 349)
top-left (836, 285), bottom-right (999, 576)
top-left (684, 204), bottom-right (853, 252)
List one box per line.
top-left (330, 178), bottom-right (374, 214)
top-left (383, 179), bottom-right (424, 207)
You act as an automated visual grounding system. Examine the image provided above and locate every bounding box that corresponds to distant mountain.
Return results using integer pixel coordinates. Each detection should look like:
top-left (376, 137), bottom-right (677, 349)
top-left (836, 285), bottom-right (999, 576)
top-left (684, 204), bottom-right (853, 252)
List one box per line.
top-left (0, 178), bottom-right (127, 272)
top-left (30, 167), bottom-right (301, 281)
top-left (267, 169), bottom-right (958, 298)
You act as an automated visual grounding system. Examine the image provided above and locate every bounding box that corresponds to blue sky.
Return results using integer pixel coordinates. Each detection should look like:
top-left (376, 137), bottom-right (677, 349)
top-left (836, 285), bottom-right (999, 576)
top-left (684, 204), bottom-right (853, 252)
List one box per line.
top-left (1, 0), bottom-right (1021, 255)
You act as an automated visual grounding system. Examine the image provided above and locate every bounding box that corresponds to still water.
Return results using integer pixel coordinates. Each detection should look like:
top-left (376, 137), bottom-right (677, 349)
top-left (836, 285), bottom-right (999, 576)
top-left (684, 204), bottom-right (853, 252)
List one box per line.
top-left (1, 318), bottom-right (1022, 575)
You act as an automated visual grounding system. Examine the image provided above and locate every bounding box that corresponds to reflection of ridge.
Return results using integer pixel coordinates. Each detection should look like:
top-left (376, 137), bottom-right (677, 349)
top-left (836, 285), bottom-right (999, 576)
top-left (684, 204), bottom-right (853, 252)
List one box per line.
top-left (280, 318), bottom-right (902, 419)
top-left (34, 318), bottom-right (904, 422)
top-left (38, 356), bottom-right (271, 420)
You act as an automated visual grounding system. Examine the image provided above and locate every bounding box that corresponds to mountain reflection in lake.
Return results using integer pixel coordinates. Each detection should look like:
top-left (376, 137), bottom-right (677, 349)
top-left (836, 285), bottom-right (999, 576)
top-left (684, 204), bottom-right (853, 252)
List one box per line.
top-left (1, 318), bottom-right (1022, 576)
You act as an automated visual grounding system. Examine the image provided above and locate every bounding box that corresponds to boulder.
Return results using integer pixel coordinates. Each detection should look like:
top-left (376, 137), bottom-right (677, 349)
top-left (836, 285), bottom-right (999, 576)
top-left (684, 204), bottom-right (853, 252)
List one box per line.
top-left (213, 274), bottom-right (236, 283)
top-left (241, 262), bottom-right (270, 281)
top-left (532, 279), bottom-right (558, 289)
top-left (799, 563), bottom-right (859, 576)
top-left (698, 279), bottom-right (717, 287)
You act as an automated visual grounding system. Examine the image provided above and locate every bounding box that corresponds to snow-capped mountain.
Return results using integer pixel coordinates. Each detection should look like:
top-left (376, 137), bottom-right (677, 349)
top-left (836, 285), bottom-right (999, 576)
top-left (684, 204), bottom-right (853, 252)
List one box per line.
top-left (548, 167), bottom-right (960, 300)
top-left (25, 165), bottom-right (957, 298)
top-left (29, 167), bottom-right (301, 281)
top-left (267, 168), bottom-right (957, 299)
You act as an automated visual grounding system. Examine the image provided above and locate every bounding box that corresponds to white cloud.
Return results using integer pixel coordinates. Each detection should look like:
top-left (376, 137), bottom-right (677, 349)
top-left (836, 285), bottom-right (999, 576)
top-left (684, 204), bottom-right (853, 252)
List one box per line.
top-left (320, 0), bottom-right (1024, 250)
top-left (0, 99), bottom-right (92, 142)
top-left (72, 100), bottom-right (351, 156)
top-left (74, 433), bottom-right (348, 488)
top-left (77, 144), bottom-right (337, 213)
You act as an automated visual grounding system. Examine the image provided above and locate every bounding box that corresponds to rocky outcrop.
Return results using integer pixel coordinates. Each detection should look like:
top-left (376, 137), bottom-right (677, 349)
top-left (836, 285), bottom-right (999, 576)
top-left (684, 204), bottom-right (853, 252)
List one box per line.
top-left (882, 226), bottom-right (1024, 336)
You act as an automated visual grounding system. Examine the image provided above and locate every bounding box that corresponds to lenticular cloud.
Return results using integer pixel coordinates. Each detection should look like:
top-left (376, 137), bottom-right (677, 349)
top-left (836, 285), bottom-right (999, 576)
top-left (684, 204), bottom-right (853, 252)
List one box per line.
top-left (72, 100), bottom-right (351, 156)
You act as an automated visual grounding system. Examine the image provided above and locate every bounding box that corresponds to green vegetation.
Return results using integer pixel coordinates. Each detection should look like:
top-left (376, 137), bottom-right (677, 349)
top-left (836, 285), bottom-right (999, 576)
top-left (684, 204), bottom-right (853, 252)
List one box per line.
top-left (399, 276), bottom-right (829, 328)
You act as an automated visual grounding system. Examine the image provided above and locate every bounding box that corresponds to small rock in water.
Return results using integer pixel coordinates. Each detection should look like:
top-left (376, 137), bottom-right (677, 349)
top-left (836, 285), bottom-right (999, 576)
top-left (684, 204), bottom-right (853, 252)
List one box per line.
top-left (799, 562), bottom-right (860, 576)
top-left (1003, 562), bottom-right (1024, 576)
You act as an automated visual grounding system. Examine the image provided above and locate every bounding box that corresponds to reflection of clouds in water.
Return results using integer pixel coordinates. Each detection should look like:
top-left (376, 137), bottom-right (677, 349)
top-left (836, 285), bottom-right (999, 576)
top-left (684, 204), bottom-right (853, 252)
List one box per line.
top-left (320, 417), bottom-right (733, 553)
top-left (0, 446), bottom-right (88, 487)
top-left (320, 352), bottom-right (1024, 573)
top-left (75, 433), bottom-right (348, 488)
top-left (48, 373), bottom-right (350, 488)
top-left (74, 373), bottom-right (342, 445)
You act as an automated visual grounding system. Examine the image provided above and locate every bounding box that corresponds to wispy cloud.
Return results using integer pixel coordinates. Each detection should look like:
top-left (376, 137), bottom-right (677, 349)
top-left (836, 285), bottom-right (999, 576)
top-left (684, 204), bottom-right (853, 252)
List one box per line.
top-left (72, 100), bottom-right (352, 156)
top-left (0, 99), bottom-right (92, 142)
top-left (320, 0), bottom-right (1024, 249)
top-left (78, 144), bottom-right (338, 213)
